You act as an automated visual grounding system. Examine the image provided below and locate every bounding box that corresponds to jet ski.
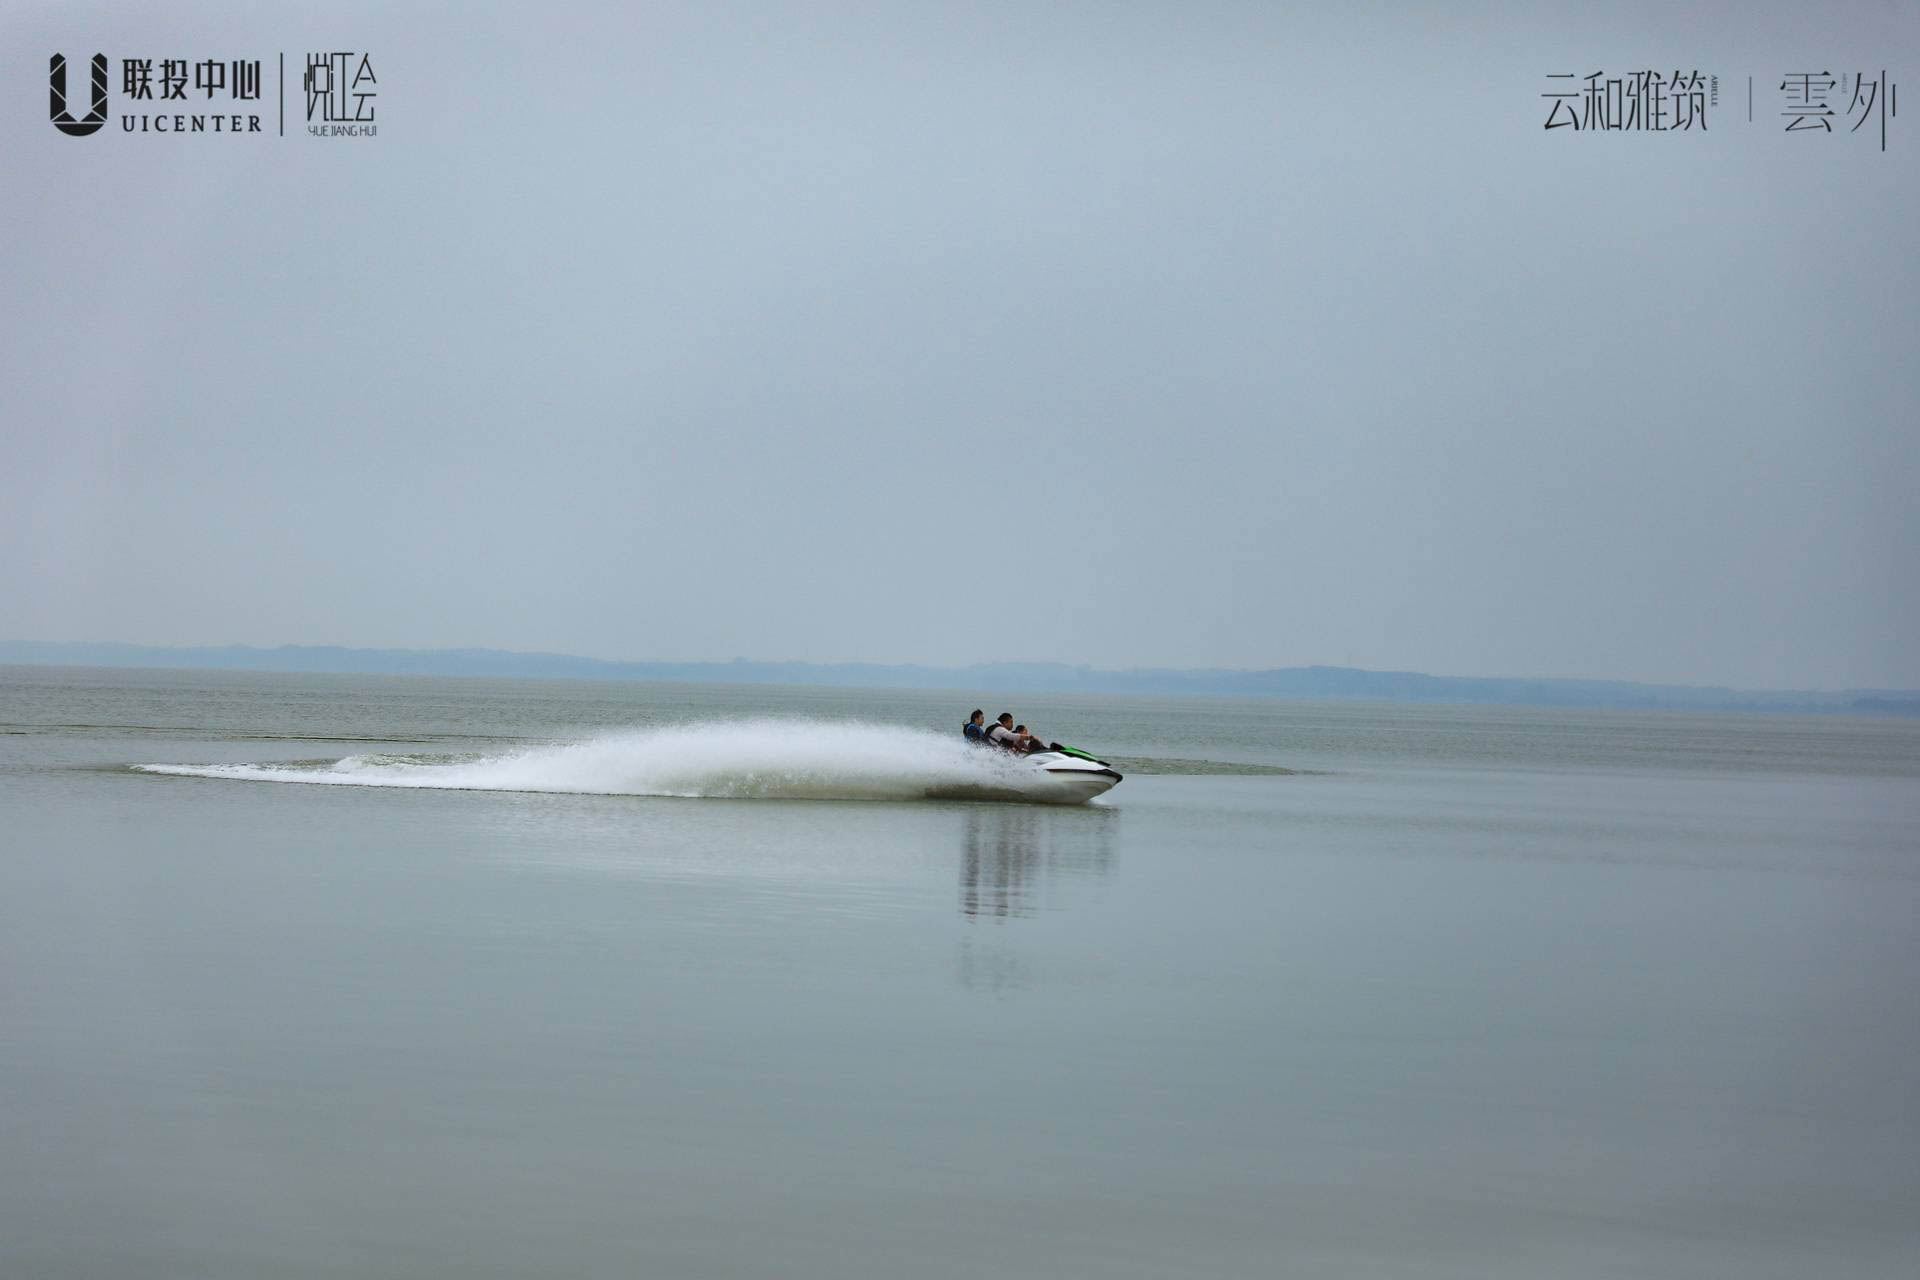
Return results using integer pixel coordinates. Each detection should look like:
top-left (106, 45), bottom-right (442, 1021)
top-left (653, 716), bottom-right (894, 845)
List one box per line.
top-left (1019, 743), bottom-right (1124, 802)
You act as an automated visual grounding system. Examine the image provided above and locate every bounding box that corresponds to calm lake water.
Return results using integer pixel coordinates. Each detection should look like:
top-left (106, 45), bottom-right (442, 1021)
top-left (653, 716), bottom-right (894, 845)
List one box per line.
top-left (3, 666), bottom-right (1917, 1278)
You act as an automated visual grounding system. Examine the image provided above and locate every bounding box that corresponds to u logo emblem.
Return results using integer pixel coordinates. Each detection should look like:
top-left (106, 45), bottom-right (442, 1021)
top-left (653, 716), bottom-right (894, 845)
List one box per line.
top-left (50, 53), bottom-right (108, 136)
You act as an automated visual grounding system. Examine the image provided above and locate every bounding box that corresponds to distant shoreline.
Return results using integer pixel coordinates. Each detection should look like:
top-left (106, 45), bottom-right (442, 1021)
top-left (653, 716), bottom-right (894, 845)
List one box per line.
top-left (4, 641), bottom-right (1916, 717)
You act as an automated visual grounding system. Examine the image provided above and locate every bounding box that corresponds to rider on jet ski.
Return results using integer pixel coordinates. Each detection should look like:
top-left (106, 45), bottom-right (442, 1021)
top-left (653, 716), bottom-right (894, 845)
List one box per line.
top-left (982, 712), bottom-right (1046, 754)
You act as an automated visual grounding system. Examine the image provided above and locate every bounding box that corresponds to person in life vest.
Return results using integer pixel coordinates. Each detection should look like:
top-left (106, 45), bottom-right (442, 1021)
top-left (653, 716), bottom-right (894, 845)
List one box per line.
top-left (984, 713), bottom-right (1026, 752)
top-left (962, 709), bottom-right (987, 744)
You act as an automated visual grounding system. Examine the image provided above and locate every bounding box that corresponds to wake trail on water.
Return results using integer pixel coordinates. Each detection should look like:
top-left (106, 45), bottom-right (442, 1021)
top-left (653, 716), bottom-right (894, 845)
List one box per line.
top-left (134, 719), bottom-right (1097, 804)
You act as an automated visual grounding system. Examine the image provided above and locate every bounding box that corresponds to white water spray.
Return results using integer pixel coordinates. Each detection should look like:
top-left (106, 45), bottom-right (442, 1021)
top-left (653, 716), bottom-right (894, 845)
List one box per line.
top-left (136, 719), bottom-right (1103, 805)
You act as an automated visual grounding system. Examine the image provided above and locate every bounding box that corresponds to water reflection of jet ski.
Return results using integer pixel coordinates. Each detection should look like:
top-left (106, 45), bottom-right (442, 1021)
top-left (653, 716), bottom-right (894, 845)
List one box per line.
top-left (1019, 744), bottom-right (1124, 802)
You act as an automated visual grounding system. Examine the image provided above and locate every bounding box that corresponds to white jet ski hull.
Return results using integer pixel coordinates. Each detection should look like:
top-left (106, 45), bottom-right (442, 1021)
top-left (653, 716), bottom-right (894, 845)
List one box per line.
top-left (1021, 750), bottom-right (1123, 803)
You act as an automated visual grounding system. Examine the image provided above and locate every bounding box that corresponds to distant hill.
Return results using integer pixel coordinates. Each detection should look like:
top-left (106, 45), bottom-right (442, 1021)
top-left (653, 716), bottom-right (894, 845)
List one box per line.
top-left (2, 641), bottom-right (1916, 715)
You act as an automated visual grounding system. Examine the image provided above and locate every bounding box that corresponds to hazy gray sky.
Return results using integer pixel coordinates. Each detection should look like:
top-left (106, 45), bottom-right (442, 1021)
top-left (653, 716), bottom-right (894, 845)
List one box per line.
top-left (4, 1), bottom-right (1916, 687)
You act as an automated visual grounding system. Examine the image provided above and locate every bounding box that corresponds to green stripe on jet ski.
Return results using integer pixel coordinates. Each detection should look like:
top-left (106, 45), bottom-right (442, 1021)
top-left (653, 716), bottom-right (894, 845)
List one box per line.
top-left (1051, 744), bottom-right (1109, 764)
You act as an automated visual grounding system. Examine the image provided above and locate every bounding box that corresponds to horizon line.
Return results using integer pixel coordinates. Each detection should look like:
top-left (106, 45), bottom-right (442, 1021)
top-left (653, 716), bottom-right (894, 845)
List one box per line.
top-left (2, 638), bottom-right (1916, 703)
